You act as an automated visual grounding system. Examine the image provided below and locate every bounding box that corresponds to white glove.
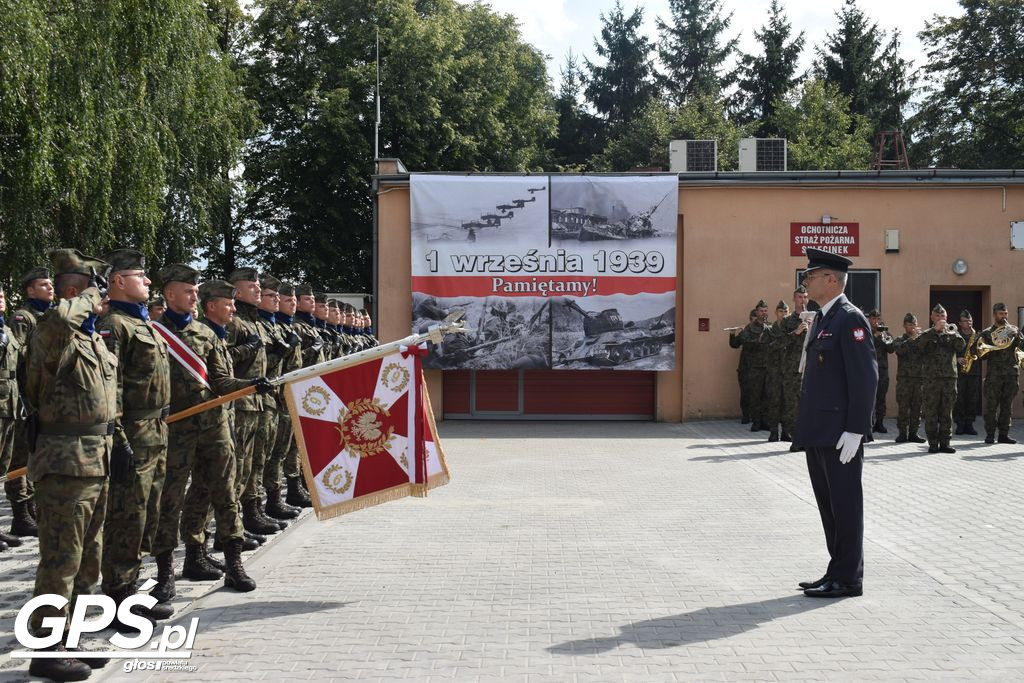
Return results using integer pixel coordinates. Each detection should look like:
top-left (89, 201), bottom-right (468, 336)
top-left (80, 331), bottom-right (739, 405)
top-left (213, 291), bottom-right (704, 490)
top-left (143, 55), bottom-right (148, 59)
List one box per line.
top-left (835, 432), bottom-right (863, 464)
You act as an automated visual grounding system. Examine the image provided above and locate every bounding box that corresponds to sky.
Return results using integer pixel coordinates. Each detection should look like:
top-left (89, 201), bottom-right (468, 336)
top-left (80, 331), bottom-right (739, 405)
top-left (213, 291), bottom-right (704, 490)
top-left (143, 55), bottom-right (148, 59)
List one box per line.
top-left (457, 0), bottom-right (965, 83)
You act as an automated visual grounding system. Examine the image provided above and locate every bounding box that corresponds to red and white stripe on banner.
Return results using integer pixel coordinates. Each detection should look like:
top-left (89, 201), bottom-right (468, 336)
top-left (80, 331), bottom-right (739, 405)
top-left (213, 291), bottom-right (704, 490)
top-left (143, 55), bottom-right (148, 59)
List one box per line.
top-left (151, 320), bottom-right (211, 390)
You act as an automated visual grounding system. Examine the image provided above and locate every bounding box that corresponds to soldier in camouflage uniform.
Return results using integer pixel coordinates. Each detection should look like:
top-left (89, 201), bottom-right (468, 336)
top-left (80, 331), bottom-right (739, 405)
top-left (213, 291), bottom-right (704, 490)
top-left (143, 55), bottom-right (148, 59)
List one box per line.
top-left (0, 283), bottom-right (26, 550)
top-left (954, 310), bottom-right (982, 436)
top-left (736, 301), bottom-right (772, 431)
top-left (327, 299), bottom-right (348, 357)
top-left (778, 287), bottom-right (810, 450)
top-left (359, 308), bottom-right (379, 348)
top-left (24, 249), bottom-right (116, 680)
top-left (225, 267), bottom-right (280, 537)
top-left (763, 300), bottom-right (789, 442)
top-left (915, 304), bottom-right (966, 453)
top-left (313, 292), bottom-right (338, 358)
top-left (147, 295), bottom-right (166, 320)
top-left (981, 302), bottom-right (1023, 444)
top-left (5, 266), bottom-right (53, 538)
top-left (728, 309), bottom-right (757, 424)
top-left (272, 283), bottom-right (311, 509)
top-left (287, 284), bottom-right (324, 505)
top-left (867, 309), bottom-right (895, 434)
top-left (96, 249), bottom-right (175, 628)
top-left (894, 313), bottom-right (927, 444)
top-left (152, 272), bottom-right (259, 595)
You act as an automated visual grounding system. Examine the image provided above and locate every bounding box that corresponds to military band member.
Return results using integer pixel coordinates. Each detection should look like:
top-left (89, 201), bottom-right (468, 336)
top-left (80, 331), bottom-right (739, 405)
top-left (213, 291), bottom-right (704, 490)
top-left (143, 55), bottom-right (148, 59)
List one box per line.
top-left (737, 300), bottom-right (772, 431)
top-left (981, 302), bottom-right (1023, 444)
top-left (0, 282), bottom-right (26, 550)
top-left (764, 300), bottom-right (789, 442)
top-left (915, 304), bottom-right (965, 453)
top-left (96, 249), bottom-right (174, 628)
top-left (954, 310), bottom-right (982, 436)
top-left (778, 287), bottom-right (810, 449)
top-left (25, 249), bottom-right (115, 680)
top-left (867, 309), bottom-right (895, 434)
top-left (894, 313), bottom-right (926, 444)
top-left (272, 283), bottom-right (311, 509)
top-left (728, 309), bottom-right (757, 424)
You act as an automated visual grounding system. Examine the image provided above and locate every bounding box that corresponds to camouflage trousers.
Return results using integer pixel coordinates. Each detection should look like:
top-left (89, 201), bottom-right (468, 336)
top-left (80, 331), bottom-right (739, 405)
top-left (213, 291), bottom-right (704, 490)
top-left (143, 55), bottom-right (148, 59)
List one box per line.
top-left (780, 372), bottom-right (802, 437)
top-left (283, 411), bottom-right (302, 479)
top-left (922, 377), bottom-right (957, 446)
top-left (984, 373), bottom-right (1019, 435)
top-left (4, 418), bottom-right (34, 504)
top-left (101, 439), bottom-right (166, 593)
top-left (896, 376), bottom-right (923, 434)
top-left (954, 373), bottom-right (982, 425)
top-left (737, 366), bottom-right (750, 419)
top-left (746, 366), bottom-right (769, 424)
top-left (874, 371), bottom-right (890, 424)
top-left (242, 409), bottom-right (277, 502)
top-left (265, 409), bottom-right (293, 492)
top-left (231, 410), bottom-right (260, 501)
top-left (30, 474), bottom-right (108, 636)
top-left (177, 413), bottom-right (243, 546)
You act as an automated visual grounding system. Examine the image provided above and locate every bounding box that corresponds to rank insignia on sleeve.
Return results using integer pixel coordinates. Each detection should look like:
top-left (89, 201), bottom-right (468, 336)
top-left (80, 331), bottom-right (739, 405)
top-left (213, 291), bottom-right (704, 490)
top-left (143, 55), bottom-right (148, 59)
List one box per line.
top-left (100, 329), bottom-right (111, 338)
top-left (852, 328), bottom-right (866, 342)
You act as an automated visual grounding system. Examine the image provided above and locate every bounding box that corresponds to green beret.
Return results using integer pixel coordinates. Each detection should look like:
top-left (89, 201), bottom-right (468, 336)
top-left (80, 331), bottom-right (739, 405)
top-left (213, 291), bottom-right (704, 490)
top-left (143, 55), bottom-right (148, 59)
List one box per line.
top-left (866, 309), bottom-right (881, 318)
top-left (932, 303), bottom-right (946, 315)
top-left (20, 266), bottom-right (51, 288)
top-left (104, 248), bottom-right (146, 272)
top-left (903, 312), bottom-right (917, 323)
top-left (994, 302), bottom-right (1007, 312)
top-left (198, 280), bottom-right (236, 301)
top-left (259, 274), bottom-right (281, 291)
top-left (158, 263), bottom-right (200, 286)
top-left (278, 283), bottom-right (296, 297)
top-left (295, 283), bottom-right (314, 297)
top-left (227, 267), bottom-right (260, 283)
top-left (314, 291), bottom-right (328, 304)
top-left (48, 248), bottom-right (110, 277)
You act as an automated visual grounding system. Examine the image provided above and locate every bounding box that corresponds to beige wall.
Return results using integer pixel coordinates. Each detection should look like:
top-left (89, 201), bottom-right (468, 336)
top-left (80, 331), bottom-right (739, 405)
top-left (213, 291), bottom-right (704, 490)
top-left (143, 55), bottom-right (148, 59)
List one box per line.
top-left (377, 178), bottom-right (1024, 421)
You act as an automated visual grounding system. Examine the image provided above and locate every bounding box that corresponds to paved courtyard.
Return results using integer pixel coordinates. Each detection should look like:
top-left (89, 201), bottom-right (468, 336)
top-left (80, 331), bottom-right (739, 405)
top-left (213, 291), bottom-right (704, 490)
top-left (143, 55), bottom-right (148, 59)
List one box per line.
top-left (3, 418), bottom-right (1024, 681)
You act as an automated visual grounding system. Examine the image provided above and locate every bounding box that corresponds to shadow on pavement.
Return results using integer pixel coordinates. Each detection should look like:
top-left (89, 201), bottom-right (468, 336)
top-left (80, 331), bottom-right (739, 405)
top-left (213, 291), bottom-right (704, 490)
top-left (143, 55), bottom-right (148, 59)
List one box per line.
top-left (866, 450), bottom-right (930, 462)
top-left (172, 599), bottom-right (351, 632)
top-left (688, 450), bottom-right (789, 462)
top-left (961, 451), bottom-right (1024, 461)
top-left (547, 594), bottom-right (833, 655)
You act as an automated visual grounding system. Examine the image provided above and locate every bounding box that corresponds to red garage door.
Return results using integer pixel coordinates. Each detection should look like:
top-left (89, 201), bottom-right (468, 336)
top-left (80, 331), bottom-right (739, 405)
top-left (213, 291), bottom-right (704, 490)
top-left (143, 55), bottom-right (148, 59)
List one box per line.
top-left (442, 369), bottom-right (655, 420)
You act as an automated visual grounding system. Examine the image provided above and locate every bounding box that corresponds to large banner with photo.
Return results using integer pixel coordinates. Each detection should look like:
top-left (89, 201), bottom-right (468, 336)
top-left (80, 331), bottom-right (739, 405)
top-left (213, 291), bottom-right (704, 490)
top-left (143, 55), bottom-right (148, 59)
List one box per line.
top-left (411, 174), bottom-right (677, 370)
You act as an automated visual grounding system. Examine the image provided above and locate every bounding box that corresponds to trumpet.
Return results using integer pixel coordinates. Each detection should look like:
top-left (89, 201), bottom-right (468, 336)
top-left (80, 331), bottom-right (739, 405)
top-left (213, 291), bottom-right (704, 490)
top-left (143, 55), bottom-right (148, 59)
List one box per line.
top-left (723, 326), bottom-right (744, 332)
top-left (944, 323), bottom-right (958, 334)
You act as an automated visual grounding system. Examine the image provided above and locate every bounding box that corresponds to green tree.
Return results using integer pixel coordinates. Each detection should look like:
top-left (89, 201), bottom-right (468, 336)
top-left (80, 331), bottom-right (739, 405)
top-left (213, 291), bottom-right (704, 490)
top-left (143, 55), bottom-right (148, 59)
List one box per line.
top-left (0, 0), bottom-right (253, 283)
top-left (656, 0), bottom-right (739, 105)
top-left (910, 0), bottom-right (1024, 168)
top-left (670, 94), bottom-right (753, 171)
top-left (772, 78), bottom-right (873, 170)
top-left (551, 51), bottom-right (605, 170)
top-left (589, 99), bottom-right (670, 172)
top-left (735, 0), bottom-right (805, 129)
top-left (585, 1), bottom-right (659, 135)
top-left (244, 0), bottom-right (555, 291)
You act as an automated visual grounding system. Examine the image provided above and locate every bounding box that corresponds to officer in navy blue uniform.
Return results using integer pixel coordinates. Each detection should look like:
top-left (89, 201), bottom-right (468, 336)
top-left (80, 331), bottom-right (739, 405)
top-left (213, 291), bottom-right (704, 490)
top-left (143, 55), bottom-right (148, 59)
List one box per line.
top-left (795, 248), bottom-right (878, 598)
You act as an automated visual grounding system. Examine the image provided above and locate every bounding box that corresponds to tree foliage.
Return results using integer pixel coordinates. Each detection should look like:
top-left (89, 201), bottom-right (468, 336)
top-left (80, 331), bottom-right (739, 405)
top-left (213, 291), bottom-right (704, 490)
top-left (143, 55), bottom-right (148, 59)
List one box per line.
top-left (735, 0), bottom-right (805, 130)
top-left (551, 51), bottom-right (605, 170)
top-left (772, 79), bottom-right (873, 170)
top-left (656, 0), bottom-right (739, 105)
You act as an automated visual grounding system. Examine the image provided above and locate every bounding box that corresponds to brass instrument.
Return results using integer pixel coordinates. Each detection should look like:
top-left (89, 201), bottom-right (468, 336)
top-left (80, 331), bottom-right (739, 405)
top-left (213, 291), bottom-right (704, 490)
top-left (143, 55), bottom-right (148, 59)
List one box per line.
top-left (723, 326), bottom-right (744, 332)
top-left (972, 324), bottom-right (1024, 368)
top-left (875, 322), bottom-right (893, 345)
top-left (943, 323), bottom-right (958, 335)
top-left (961, 329), bottom-right (979, 374)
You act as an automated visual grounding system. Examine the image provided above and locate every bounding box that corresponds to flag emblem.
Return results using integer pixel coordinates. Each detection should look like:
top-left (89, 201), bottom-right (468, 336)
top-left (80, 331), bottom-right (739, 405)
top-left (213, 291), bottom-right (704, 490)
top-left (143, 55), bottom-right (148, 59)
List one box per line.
top-left (335, 397), bottom-right (395, 458)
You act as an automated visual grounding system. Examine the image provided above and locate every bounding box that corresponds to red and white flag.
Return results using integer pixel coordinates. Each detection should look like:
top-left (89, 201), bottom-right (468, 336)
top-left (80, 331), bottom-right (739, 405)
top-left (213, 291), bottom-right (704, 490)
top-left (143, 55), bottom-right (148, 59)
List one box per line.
top-left (283, 349), bottom-right (449, 519)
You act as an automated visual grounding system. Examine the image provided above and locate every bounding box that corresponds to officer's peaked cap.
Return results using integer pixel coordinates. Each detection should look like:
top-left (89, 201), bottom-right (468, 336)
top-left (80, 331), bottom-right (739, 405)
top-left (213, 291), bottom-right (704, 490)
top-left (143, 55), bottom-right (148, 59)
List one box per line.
top-left (803, 247), bottom-right (852, 273)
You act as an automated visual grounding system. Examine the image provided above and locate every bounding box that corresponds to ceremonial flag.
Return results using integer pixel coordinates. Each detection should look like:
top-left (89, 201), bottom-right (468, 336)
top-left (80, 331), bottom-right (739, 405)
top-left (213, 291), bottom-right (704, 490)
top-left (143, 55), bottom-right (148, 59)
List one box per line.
top-left (284, 348), bottom-right (449, 520)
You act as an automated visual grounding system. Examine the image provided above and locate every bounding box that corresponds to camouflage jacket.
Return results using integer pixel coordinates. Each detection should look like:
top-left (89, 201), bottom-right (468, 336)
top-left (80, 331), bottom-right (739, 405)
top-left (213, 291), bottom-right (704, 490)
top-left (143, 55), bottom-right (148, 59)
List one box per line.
top-left (777, 312), bottom-right (807, 374)
top-left (957, 327), bottom-right (982, 377)
top-left (0, 322), bottom-right (21, 419)
top-left (894, 333), bottom-right (923, 379)
top-left (736, 320), bottom-right (777, 369)
top-left (728, 332), bottom-right (749, 373)
top-left (914, 326), bottom-right (966, 379)
top-left (25, 288), bottom-right (118, 480)
top-left (253, 312), bottom-right (291, 410)
top-left (980, 323), bottom-right (1024, 377)
top-left (9, 304), bottom-right (45, 347)
top-left (294, 313), bottom-right (326, 367)
top-left (274, 318), bottom-right (303, 411)
top-left (226, 301), bottom-right (267, 412)
top-left (873, 330), bottom-right (895, 370)
top-left (98, 305), bottom-right (171, 448)
top-left (156, 314), bottom-right (251, 427)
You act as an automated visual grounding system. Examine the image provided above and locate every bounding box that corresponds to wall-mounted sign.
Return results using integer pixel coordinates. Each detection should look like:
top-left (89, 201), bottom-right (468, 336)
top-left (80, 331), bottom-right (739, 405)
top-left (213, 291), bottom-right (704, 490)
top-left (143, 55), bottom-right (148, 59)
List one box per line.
top-left (790, 222), bottom-right (859, 257)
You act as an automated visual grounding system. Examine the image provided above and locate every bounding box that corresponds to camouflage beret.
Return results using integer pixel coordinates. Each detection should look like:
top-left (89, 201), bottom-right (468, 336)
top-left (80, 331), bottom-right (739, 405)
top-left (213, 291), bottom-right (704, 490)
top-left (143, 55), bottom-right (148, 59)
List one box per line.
top-left (994, 302), bottom-right (1008, 312)
top-left (932, 303), bottom-right (946, 315)
top-left (776, 300), bottom-right (789, 310)
top-left (48, 248), bottom-right (110, 277)
top-left (960, 309), bottom-right (973, 319)
top-left (866, 308), bottom-right (881, 318)
top-left (314, 292), bottom-right (328, 304)
top-left (104, 248), bottom-right (145, 272)
top-left (20, 266), bottom-right (51, 288)
top-left (148, 296), bottom-right (166, 308)
top-left (259, 274), bottom-right (281, 291)
top-left (158, 263), bottom-right (200, 286)
top-left (198, 280), bottom-right (236, 301)
top-left (278, 283), bottom-right (296, 297)
top-left (903, 312), bottom-right (917, 323)
top-left (227, 267), bottom-right (259, 283)
top-left (756, 299), bottom-right (767, 308)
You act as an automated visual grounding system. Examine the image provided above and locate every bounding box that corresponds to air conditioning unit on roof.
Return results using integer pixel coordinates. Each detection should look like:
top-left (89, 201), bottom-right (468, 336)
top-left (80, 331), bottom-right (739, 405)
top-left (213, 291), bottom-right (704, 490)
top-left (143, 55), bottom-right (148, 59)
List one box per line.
top-left (669, 140), bottom-right (717, 173)
top-left (738, 138), bottom-right (787, 172)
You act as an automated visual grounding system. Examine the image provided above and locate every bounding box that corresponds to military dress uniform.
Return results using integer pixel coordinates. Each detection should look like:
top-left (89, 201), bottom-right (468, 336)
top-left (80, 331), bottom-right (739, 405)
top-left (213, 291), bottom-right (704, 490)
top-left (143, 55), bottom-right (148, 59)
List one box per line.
top-left (0, 299), bottom-right (25, 550)
top-left (96, 250), bottom-right (173, 615)
top-left (954, 317), bottom-right (982, 435)
top-left (980, 310), bottom-right (1023, 443)
top-left (914, 307), bottom-right (966, 452)
top-left (894, 315), bottom-right (926, 443)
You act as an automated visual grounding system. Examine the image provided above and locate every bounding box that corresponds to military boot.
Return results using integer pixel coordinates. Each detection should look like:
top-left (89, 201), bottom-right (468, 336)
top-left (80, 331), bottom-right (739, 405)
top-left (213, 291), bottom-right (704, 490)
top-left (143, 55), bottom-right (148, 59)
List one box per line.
top-left (985, 432), bottom-right (996, 444)
top-left (242, 498), bottom-right (280, 535)
top-left (105, 585), bottom-right (158, 634)
top-left (257, 498), bottom-right (287, 530)
top-left (10, 500), bottom-right (38, 537)
top-left (182, 543), bottom-right (223, 581)
top-left (874, 421), bottom-right (888, 434)
top-left (286, 477), bottom-right (312, 508)
top-left (965, 422), bottom-right (978, 435)
top-left (939, 442), bottom-right (956, 453)
top-left (214, 532), bottom-right (260, 551)
top-left (750, 420), bottom-right (759, 432)
top-left (0, 529), bottom-right (23, 548)
top-left (908, 431), bottom-right (926, 443)
top-left (223, 539), bottom-right (257, 592)
top-left (150, 551), bottom-right (176, 603)
top-left (28, 642), bottom-right (91, 682)
top-left (201, 539), bottom-right (227, 572)
top-left (955, 422), bottom-right (965, 435)
top-left (895, 429), bottom-right (908, 443)
top-left (998, 433), bottom-right (1017, 444)
top-left (780, 431), bottom-right (792, 442)
top-left (768, 430), bottom-right (779, 442)
top-left (927, 442), bottom-right (939, 454)
top-left (264, 486), bottom-right (299, 520)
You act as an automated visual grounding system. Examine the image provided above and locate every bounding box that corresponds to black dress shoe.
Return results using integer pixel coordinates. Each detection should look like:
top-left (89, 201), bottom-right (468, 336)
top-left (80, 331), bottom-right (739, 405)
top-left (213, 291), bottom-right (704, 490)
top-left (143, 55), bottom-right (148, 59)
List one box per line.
top-left (789, 443), bottom-right (803, 452)
top-left (780, 431), bottom-right (792, 442)
top-left (804, 580), bottom-right (862, 598)
top-left (798, 575), bottom-right (829, 590)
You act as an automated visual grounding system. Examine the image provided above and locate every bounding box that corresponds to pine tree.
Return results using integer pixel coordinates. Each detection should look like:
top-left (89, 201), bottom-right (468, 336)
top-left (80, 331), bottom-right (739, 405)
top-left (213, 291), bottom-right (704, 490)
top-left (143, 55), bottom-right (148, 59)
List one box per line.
top-left (816, 0), bottom-right (883, 124)
top-left (655, 0), bottom-right (739, 105)
top-left (735, 0), bottom-right (804, 129)
top-left (551, 51), bottom-right (604, 170)
top-left (584, 1), bottom-right (659, 134)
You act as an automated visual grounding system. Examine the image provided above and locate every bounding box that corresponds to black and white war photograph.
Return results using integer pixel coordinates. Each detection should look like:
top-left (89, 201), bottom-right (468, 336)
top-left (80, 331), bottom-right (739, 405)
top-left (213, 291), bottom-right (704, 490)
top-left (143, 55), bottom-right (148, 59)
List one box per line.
top-left (551, 293), bottom-right (676, 370)
top-left (412, 293), bottom-right (551, 370)
top-left (550, 175), bottom-right (678, 243)
top-left (410, 174), bottom-right (548, 245)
